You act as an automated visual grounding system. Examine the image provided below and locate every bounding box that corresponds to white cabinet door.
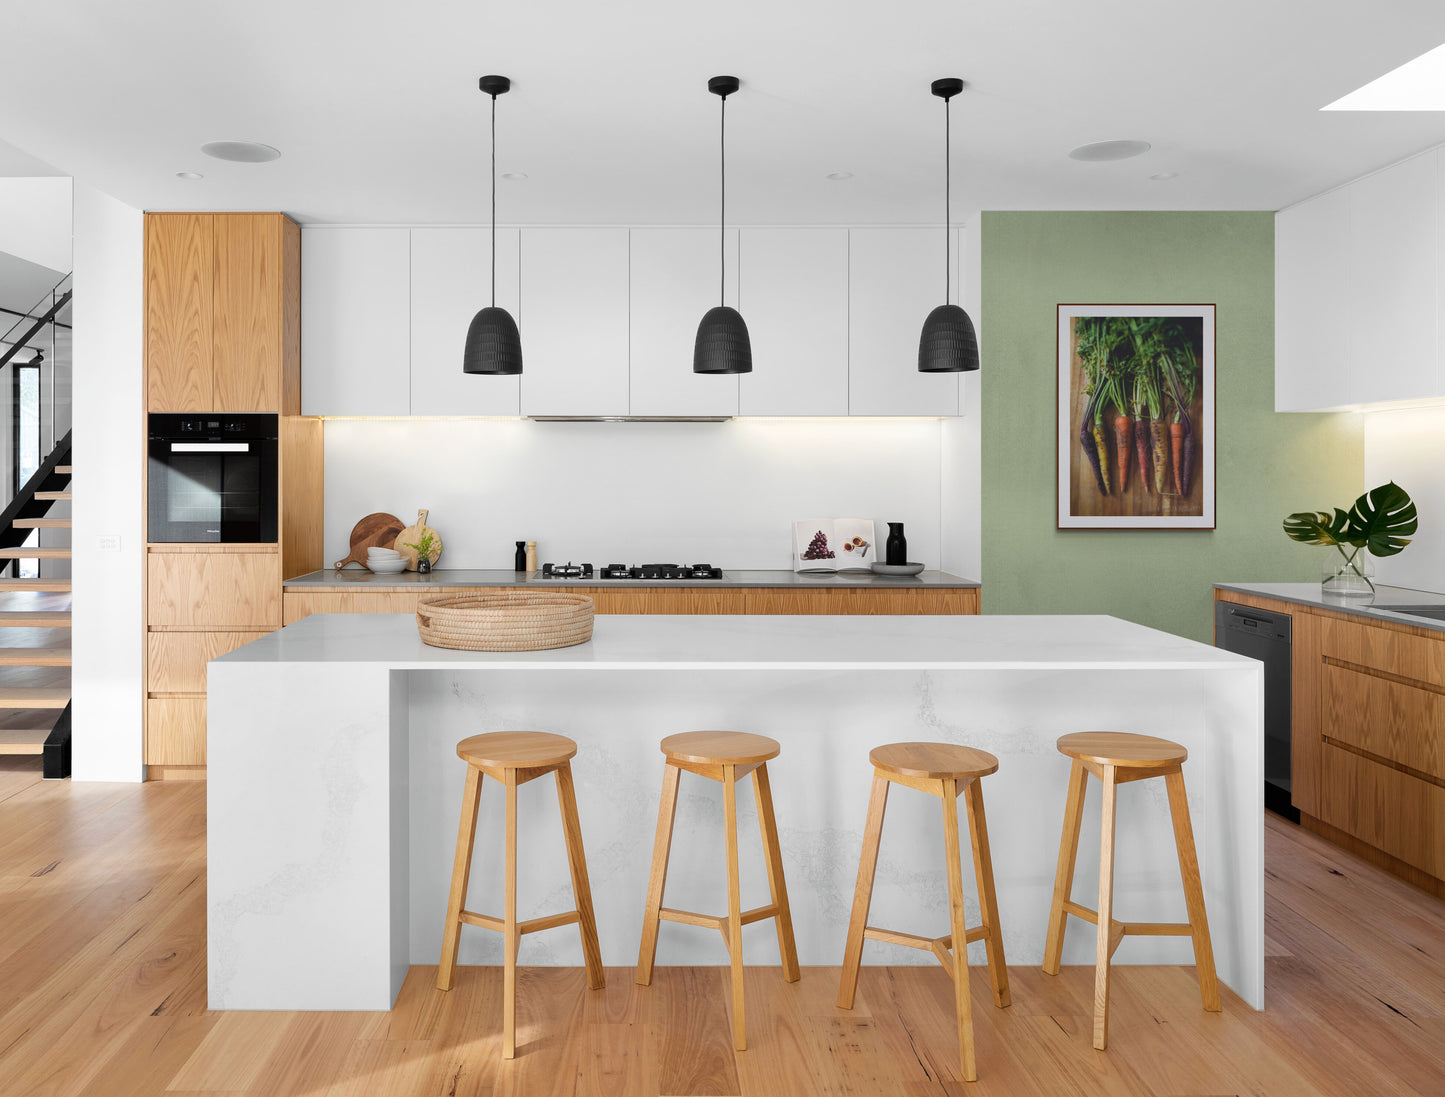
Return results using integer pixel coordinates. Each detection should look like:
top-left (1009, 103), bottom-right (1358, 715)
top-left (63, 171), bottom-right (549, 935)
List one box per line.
top-left (1350, 153), bottom-right (1439, 405)
top-left (738, 229), bottom-right (848, 416)
top-left (519, 229), bottom-right (630, 417)
top-left (1276, 190), bottom-right (1353, 410)
top-left (848, 228), bottom-right (960, 416)
top-left (410, 227), bottom-right (521, 416)
top-left (629, 228), bottom-right (740, 417)
top-left (301, 228), bottom-right (411, 416)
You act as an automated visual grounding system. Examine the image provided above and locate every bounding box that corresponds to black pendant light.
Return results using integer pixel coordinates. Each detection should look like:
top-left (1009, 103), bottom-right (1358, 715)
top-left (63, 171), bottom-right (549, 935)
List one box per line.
top-left (918, 78), bottom-right (980, 373)
top-left (463, 75), bottom-right (523, 375)
top-left (694, 75), bottom-right (752, 375)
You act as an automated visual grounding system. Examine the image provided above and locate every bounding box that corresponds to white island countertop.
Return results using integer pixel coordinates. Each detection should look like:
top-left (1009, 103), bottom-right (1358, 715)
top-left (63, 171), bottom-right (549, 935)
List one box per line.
top-left (218, 611), bottom-right (1259, 672)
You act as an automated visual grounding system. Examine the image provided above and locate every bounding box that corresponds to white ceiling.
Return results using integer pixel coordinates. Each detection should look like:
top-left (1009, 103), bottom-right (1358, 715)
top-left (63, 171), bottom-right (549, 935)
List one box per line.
top-left (4, 0), bottom-right (1445, 224)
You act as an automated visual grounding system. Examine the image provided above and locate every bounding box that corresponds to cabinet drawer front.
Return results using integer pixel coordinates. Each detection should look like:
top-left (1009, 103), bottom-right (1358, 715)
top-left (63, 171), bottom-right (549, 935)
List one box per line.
top-left (148, 631), bottom-right (270, 693)
top-left (146, 698), bottom-right (207, 766)
top-left (1319, 616), bottom-right (1445, 682)
top-left (1322, 660), bottom-right (1445, 779)
top-left (283, 591), bottom-right (424, 624)
top-left (1320, 743), bottom-right (1445, 879)
top-left (570, 588), bottom-right (744, 615)
top-left (149, 552), bottom-right (282, 628)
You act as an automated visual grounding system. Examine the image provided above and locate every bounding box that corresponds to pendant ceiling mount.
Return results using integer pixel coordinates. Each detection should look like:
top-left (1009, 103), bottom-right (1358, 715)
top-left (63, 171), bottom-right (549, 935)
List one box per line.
top-left (463, 74), bottom-right (523, 376)
top-left (694, 74), bottom-right (753, 375)
top-left (918, 76), bottom-right (980, 374)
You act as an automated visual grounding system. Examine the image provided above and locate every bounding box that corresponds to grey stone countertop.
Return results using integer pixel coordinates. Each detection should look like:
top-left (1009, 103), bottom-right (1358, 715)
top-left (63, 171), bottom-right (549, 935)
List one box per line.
top-left (283, 568), bottom-right (981, 590)
top-left (1215, 581), bottom-right (1445, 633)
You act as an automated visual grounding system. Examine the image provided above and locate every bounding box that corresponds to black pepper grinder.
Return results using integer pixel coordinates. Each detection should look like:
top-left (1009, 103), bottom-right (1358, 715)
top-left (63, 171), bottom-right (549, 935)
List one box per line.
top-left (514, 541), bottom-right (527, 572)
top-left (885, 522), bottom-right (907, 566)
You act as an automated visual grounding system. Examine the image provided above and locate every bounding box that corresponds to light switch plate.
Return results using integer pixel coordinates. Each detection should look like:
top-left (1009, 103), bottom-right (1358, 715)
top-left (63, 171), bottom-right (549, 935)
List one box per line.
top-left (97, 534), bottom-right (121, 552)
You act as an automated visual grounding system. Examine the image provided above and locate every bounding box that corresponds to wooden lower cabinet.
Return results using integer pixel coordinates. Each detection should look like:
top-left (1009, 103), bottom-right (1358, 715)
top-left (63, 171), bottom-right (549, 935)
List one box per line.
top-left (148, 550), bottom-right (283, 629)
top-left (148, 630), bottom-right (271, 693)
top-left (283, 584), bottom-right (980, 624)
top-left (146, 698), bottom-right (207, 766)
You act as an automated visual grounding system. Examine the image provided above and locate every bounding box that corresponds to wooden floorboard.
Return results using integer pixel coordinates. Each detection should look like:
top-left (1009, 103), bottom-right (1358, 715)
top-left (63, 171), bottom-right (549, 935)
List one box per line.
top-left (0, 775), bottom-right (1441, 1095)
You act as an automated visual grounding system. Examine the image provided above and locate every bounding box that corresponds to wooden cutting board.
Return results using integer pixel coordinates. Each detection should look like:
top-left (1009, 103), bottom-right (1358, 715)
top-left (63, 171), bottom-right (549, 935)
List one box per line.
top-left (334, 512), bottom-right (406, 570)
top-left (394, 509), bottom-right (443, 571)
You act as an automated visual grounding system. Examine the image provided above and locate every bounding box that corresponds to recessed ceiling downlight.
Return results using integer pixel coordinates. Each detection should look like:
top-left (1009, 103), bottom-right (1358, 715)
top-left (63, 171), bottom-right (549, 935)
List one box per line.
top-left (1068, 139), bottom-right (1151, 162)
top-left (175, 171), bottom-right (204, 180)
top-left (200, 141), bottom-right (282, 163)
top-left (500, 171), bottom-right (528, 181)
top-left (825, 170), bottom-right (854, 181)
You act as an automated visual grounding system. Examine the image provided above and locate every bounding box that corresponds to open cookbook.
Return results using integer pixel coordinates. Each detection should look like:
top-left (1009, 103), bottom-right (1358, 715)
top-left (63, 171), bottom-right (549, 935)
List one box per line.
top-left (793, 518), bottom-right (877, 573)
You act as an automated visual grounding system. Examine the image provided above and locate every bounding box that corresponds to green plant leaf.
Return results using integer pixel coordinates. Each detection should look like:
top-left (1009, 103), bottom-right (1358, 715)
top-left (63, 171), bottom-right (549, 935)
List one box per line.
top-left (1282, 508), bottom-right (1350, 546)
top-left (1345, 481), bottom-right (1417, 558)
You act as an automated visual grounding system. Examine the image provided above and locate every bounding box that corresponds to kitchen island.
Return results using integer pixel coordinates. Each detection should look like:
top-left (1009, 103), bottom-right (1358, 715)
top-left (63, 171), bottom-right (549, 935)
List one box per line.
top-left (207, 613), bottom-right (1263, 1011)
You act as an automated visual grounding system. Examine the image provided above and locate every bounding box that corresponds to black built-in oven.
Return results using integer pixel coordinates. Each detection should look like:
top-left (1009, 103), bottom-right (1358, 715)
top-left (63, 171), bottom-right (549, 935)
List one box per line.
top-left (148, 414), bottom-right (278, 543)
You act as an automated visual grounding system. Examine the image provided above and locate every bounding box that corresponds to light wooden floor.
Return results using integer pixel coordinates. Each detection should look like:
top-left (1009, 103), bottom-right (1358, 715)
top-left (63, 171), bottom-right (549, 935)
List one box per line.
top-left (1, 758), bottom-right (1443, 1096)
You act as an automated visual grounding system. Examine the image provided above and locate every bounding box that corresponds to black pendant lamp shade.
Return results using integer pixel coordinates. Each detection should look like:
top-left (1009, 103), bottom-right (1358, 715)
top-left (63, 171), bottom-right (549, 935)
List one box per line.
top-left (694, 75), bottom-right (753, 375)
top-left (464, 74), bottom-right (523, 375)
top-left (918, 78), bottom-right (980, 373)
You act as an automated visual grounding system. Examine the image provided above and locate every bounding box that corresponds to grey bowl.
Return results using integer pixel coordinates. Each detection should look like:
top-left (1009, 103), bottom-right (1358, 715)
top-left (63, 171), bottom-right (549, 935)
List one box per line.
top-left (870, 562), bottom-right (925, 576)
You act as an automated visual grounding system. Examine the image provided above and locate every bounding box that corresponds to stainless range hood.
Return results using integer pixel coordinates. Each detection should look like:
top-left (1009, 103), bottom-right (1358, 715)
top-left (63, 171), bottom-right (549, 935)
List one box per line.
top-left (527, 415), bottom-right (733, 423)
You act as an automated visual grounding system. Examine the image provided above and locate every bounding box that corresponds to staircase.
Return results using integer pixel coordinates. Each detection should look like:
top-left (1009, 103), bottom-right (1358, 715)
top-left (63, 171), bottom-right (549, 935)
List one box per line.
top-left (0, 435), bottom-right (72, 778)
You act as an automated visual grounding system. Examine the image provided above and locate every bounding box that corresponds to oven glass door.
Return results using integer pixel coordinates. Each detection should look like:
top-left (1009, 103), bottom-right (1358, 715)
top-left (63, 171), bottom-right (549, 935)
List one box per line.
top-left (148, 440), bottom-right (276, 542)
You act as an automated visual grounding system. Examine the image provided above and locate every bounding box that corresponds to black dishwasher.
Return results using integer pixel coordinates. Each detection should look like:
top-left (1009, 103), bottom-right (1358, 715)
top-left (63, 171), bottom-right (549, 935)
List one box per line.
top-left (1214, 602), bottom-right (1295, 821)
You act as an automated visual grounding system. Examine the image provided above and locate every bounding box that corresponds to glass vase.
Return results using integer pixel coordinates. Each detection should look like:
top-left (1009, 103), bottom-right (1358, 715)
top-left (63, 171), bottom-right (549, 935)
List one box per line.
top-left (1322, 545), bottom-right (1374, 600)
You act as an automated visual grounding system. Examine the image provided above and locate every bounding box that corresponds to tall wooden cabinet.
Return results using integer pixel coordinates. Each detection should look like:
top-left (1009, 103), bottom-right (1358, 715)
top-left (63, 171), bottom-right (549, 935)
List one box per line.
top-left (143, 211), bottom-right (321, 778)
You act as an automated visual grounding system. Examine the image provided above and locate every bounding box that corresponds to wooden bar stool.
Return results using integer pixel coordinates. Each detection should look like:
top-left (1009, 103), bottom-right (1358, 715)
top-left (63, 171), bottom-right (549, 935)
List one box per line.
top-left (635, 731), bottom-right (800, 1051)
top-left (838, 742), bottom-right (1010, 1083)
top-left (437, 731), bottom-right (605, 1059)
top-left (1042, 732), bottom-right (1220, 1050)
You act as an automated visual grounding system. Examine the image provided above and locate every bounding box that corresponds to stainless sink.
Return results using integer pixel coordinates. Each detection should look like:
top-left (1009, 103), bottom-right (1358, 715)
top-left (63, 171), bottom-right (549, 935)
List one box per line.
top-left (1376, 604), bottom-right (1445, 622)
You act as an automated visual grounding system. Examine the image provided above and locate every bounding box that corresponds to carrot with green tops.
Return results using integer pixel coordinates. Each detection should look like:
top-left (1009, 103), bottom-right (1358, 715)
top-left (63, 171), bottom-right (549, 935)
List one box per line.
top-left (1111, 380), bottom-right (1131, 493)
top-left (1149, 417), bottom-right (1169, 494)
top-left (1170, 421), bottom-right (1186, 495)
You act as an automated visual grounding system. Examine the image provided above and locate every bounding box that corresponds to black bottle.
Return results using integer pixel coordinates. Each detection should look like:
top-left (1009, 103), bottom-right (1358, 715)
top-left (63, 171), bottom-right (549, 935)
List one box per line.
top-left (515, 541), bottom-right (527, 571)
top-left (885, 522), bottom-right (907, 566)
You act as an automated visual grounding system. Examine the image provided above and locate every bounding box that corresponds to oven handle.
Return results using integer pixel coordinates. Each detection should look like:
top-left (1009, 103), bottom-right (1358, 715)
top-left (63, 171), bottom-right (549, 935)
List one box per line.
top-left (169, 442), bottom-right (251, 452)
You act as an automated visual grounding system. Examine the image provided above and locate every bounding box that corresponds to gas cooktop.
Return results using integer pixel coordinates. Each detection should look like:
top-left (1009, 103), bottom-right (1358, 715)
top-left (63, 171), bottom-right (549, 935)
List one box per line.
top-left (539, 562), bottom-right (724, 580)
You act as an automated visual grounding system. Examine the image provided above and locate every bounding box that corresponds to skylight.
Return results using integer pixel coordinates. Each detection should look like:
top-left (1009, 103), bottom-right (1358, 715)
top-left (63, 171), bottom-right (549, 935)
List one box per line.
top-left (1323, 42), bottom-right (1445, 110)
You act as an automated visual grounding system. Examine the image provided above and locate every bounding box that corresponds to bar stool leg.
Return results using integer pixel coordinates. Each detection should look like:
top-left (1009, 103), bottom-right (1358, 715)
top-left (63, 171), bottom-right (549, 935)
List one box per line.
top-left (837, 773), bottom-right (889, 1009)
top-left (1165, 768), bottom-right (1221, 1012)
top-left (438, 765), bottom-right (483, 992)
top-left (503, 769), bottom-right (519, 1059)
top-left (941, 778), bottom-right (978, 1082)
top-left (636, 763), bottom-right (681, 986)
top-left (1043, 759), bottom-right (1089, 976)
top-left (723, 764), bottom-right (747, 1051)
top-left (1093, 764), bottom-right (1118, 1051)
top-left (964, 777), bottom-right (1011, 1009)
top-left (752, 763), bottom-right (800, 983)
top-left (555, 761), bottom-right (606, 991)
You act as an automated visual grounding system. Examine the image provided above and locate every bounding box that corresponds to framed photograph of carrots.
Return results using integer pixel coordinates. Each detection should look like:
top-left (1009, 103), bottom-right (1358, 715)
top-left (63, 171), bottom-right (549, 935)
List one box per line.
top-left (1056, 304), bottom-right (1215, 529)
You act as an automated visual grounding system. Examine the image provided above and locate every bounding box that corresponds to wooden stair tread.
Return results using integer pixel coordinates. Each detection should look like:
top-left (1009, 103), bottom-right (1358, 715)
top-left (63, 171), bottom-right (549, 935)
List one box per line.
top-left (0, 648), bottom-right (71, 666)
top-left (0, 612), bottom-right (71, 627)
top-left (0, 581), bottom-right (71, 592)
top-left (10, 518), bottom-right (71, 528)
top-left (54, 465), bottom-right (72, 474)
top-left (0, 727), bottom-right (50, 755)
top-left (0, 687), bottom-right (70, 707)
top-left (0, 548), bottom-right (70, 558)
top-left (34, 491), bottom-right (71, 500)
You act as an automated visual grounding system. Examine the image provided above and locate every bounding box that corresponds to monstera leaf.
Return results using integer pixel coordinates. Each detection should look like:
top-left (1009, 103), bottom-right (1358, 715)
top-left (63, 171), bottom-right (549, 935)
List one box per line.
top-left (1282, 507), bottom-right (1351, 547)
top-left (1344, 481), bottom-right (1417, 558)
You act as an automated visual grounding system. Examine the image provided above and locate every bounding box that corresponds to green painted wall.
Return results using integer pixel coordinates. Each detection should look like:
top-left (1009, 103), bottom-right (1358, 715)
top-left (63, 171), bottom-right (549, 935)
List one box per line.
top-left (980, 211), bottom-right (1362, 643)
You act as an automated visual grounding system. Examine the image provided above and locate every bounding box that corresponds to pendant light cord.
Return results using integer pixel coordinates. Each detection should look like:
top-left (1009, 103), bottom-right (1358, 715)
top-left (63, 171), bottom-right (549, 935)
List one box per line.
top-left (720, 92), bottom-right (727, 307)
top-left (944, 94), bottom-right (951, 305)
top-left (491, 91), bottom-right (497, 309)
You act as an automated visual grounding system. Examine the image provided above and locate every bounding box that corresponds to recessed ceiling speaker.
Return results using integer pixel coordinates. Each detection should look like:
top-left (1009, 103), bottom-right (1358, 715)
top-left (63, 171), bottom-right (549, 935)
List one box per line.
top-left (1067, 139), bottom-right (1152, 162)
top-left (200, 141), bottom-right (282, 163)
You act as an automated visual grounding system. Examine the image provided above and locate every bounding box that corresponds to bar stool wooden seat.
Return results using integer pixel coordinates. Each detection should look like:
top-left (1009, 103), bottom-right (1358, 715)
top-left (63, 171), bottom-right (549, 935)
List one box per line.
top-left (1042, 731), bottom-right (1220, 1050)
top-left (635, 731), bottom-right (799, 1052)
top-left (838, 742), bottom-right (1010, 1083)
top-left (437, 731), bottom-right (604, 1059)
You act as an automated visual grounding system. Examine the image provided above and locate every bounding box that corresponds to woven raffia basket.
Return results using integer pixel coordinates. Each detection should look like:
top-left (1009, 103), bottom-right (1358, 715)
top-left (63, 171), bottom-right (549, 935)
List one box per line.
top-left (416, 591), bottom-right (595, 652)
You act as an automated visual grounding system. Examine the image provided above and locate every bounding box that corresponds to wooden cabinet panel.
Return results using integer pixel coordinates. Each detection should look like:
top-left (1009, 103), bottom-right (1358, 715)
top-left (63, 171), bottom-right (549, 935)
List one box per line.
top-left (284, 591), bottom-right (425, 624)
top-left (1291, 609), bottom-right (1322, 816)
top-left (149, 552), bottom-right (282, 629)
top-left (212, 214), bottom-right (282, 412)
top-left (148, 631), bottom-right (270, 693)
top-left (560, 588), bottom-right (744, 615)
top-left (146, 698), bottom-right (207, 766)
top-left (853, 588), bottom-right (979, 615)
top-left (1320, 742), bottom-right (1445, 879)
top-left (1321, 659), bottom-right (1445, 781)
top-left (146, 214), bottom-right (214, 411)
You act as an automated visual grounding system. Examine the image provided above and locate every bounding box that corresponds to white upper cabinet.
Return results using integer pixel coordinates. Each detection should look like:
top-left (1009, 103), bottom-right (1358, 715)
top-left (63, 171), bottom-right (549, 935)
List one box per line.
top-left (410, 227), bottom-right (521, 416)
top-left (519, 229), bottom-right (630, 417)
top-left (738, 229), bottom-right (849, 416)
top-left (301, 229), bottom-right (411, 416)
top-left (629, 228), bottom-right (740, 417)
top-left (1276, 150), bottom-right (1441, 411)
top-left (848, 228), bottom-right (960, 416)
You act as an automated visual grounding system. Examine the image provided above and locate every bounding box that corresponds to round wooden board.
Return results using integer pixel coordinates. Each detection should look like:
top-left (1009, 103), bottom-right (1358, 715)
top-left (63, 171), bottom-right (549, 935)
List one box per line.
top-left (394, 509), bottom-right (442, 570)
top-left (334, 512), bottom-right (406, 570)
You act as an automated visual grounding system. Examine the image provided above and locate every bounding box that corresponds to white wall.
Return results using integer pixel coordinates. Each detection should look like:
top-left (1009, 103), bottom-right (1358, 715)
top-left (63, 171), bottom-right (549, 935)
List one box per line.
top-left (0, 178), bottom-right (73, 272)
top-left (70, 183), bottom-right (144, 781)
top-left (1363, 406), bottom-right (1445, 593)
top-left (324, 418), bottom-right (951, 570)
